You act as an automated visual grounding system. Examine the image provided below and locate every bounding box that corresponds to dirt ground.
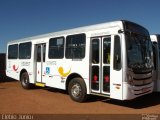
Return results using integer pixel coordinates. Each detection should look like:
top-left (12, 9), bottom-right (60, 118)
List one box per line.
top-left (0, 76), bottom-right (160, 119)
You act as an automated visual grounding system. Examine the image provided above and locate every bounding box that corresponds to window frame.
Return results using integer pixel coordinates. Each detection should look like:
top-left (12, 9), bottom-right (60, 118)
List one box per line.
top-left (8, 44), bottom-right (18, 59)
top-left (48, 36), bottom-right (65, 59)
top-left (65, 33), bottom-right (86, 59)
top-left (19, 42), bottom-right (32, 59)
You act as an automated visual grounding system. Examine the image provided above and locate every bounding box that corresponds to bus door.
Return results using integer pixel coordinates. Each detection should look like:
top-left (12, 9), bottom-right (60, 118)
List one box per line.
top-left (35, 44), bottom-right (46, 84)
top-left (90, 36), bottom-right (111, 95)
top-left (91, 35), bottom-right (123, 99)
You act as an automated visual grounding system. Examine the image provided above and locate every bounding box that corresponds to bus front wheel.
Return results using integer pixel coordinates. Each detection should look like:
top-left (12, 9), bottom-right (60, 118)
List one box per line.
top-left (20, 72), bottom-right (31, 89)
top-left (68, 78), bottom-right (87, 102)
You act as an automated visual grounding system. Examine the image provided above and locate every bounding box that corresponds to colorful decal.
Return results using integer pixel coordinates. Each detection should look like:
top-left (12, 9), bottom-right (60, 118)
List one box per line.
top-left (13, 65), bottom-right (19, 71)
top-left (58, 67), bottom-right (71, 77)
top-left (46, 67), bottom-right (50, 74)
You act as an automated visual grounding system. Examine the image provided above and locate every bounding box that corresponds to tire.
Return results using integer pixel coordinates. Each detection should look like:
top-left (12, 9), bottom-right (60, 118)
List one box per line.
top-left (68, 77), bottom-right (87, 102)
top-left (20, 72), bottom-right (31, 89)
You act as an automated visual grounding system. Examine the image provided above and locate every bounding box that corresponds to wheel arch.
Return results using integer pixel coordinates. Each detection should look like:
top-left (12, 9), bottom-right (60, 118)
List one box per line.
top-left (20, 69), bottom-right (28, 81)
top-left (66, 73), bottom-right (86, 91)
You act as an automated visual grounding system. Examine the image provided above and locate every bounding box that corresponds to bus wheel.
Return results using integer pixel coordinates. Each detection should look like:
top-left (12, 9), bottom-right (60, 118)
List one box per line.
top-left (20, 72), bottom-right (31, 89)
top-left (68, 78), bottom-right (87, 102)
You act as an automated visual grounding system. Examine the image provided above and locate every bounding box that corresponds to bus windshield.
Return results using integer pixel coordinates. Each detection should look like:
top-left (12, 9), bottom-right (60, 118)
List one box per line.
top-left (126, 33), bottom-right (153, 70)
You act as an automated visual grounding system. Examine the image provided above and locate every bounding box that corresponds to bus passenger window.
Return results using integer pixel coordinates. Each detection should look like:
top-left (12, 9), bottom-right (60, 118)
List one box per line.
top-left (66, 34), bottom-right (86, 59)
top-left (19, 42), bottom-right (32, 59)
top-left (8, 44), bottom-right (18, 59)
top-left (49, 37), bottom-right (64, 59)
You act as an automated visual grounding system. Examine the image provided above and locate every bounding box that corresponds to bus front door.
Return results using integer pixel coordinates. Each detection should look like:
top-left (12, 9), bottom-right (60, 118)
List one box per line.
top-left (91, 36), bottom-right (111, 95)
top-left (35, 44), bottom-right (46, 85)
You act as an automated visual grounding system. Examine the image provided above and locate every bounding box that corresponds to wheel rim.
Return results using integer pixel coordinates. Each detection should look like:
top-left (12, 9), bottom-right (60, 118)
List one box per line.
top-left (71, 83), bottom-right (82, 98)
top-left (22, 75), bottom-right (28, 86)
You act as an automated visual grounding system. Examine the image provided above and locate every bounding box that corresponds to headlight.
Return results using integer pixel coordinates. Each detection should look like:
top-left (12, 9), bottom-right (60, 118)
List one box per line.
top-left (127, 74), bottom-right (133, 85)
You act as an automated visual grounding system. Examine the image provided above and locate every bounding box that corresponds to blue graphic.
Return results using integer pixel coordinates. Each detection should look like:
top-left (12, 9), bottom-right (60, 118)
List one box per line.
top-left (46, 67), bottom-right (50, 74)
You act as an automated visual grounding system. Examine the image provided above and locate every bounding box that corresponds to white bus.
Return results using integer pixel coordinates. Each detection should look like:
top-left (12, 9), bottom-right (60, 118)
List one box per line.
top-left (6, 20), bottom-right (153, 102)
top-left (150, 34), bottom-right (160, 92)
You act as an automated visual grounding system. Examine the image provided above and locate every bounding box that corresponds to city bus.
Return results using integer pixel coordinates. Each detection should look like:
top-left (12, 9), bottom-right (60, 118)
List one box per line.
top-left (150, 34), bottom-right (160, 92)
top-left (6, 20), bottom-right (154, 102)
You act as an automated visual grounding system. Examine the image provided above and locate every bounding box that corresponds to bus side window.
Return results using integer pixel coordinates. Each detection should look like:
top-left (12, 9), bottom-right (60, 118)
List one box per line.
top-left (113, 35), bottom-right (121, 70)
top-left (8, 44), bottom-right (18, 59)
top-left (66, 34), bottom-right (86, 59)
top-left (19, 42), bottom-right (32, 59)
top-left (49, 37), bottom-right (64, 59)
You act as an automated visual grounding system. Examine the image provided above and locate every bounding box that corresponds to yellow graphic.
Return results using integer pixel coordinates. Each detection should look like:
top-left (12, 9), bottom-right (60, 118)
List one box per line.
top-left (58, 67), bottom-right (71, 77)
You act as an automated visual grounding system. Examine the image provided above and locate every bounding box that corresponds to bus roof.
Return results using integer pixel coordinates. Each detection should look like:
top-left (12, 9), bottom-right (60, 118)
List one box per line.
top-left (7, 20), bottom-right (146, 44)
top-left (8, 20), bottom-right (124, 44)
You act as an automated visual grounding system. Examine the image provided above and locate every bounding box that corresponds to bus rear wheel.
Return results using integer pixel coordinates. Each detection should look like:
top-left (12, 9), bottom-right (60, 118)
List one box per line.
top-left (68, 78), bottom-right (87, 102)
top-left (20, 72), bottom-right (31, 89)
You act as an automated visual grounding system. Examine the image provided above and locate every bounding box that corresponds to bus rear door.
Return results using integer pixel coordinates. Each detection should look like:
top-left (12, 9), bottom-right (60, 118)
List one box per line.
top-left (35, 43), bottom-right (46, 87)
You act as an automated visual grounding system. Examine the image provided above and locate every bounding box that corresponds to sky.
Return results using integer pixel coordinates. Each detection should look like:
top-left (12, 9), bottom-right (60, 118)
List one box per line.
top-left (0, 0), bottom-right (160, 53)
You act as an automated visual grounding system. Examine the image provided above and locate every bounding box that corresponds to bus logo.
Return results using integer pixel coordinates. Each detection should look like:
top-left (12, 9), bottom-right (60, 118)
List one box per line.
top-left (13, 65), bottom-right (19, 71)
top-left (58, 67), bottom-right (71, 77)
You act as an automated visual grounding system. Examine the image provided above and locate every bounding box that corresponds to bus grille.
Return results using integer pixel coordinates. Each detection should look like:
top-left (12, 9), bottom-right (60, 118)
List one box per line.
top-left (131, 71), bottom-right (152, 86)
